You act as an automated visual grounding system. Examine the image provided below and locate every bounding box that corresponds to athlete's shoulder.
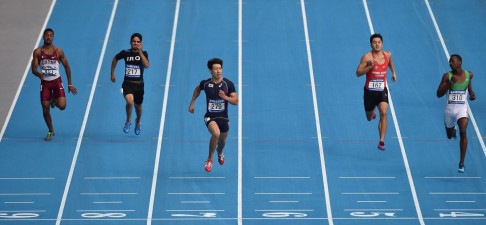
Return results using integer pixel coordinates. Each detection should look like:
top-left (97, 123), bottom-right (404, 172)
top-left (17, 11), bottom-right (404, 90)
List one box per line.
top-left (200, 78), bottom-right (211, 85)
top-left (223, 77), bottom-right (234, 83)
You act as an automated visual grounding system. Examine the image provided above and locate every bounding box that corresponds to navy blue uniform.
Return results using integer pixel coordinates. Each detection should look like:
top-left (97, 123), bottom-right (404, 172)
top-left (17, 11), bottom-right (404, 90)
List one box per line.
top-left (115, 49), bottom-right (149, 104)
top-left (199, 78), bottom-right (236, 132)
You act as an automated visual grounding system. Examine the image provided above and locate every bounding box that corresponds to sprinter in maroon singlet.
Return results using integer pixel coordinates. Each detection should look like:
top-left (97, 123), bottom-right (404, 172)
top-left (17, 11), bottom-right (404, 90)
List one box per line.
top-left (32, 28), bottom-right (77, 141)
top-left (356, 33), bottom-right (397, 150)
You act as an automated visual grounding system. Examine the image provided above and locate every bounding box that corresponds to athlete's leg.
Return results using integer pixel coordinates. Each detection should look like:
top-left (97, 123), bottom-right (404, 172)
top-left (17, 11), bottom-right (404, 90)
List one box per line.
top-left (217, 131), bottom-right (229, 155)
top-left (41, 100), bottom-right (53, 131)
top-left (207, 121), bottom-right (221, 162)
top-left (134, 103), bottom-right (142, 125)
top-left (457, 117), bottom-right (469, 165)
top-left (124, 94), bottom-right (134, 122)
top-left (445, 125), bottom-right (456, 139)
top-left (366, 108), bottom-right (375, 121)
top-left (56, 97), bottom-right (67, 110)
top-left (377, 102), bottom-right (388, 142)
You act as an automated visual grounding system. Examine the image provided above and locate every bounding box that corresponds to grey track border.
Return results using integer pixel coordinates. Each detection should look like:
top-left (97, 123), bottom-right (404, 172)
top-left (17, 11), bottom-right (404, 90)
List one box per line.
top-left (0, 0), bottom-right (53, 136)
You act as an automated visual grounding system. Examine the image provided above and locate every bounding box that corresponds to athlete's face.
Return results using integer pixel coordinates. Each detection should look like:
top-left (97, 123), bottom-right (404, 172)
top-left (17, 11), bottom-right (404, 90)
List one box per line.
top-left (43, 31), bottom-right (54, 45)
top-left (130, 37), bottom-right (142, 50)
top-left (209, 64), bottom-right (223, 80)
top-left (370, 37), bottom-right (382, 52)
top-left (449, 56), bottom-right (462, 71)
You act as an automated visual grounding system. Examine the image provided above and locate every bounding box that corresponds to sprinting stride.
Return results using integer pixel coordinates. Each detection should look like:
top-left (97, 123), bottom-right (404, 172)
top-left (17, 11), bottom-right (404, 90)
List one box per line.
top-left (436, 54), bottom-right (476, 173)
top-left (188, 58), bottom-right (238, 172)
top-left (356, 33), bottom-right (397, 150)
top-left (31, 28), bottom-right (77, 141)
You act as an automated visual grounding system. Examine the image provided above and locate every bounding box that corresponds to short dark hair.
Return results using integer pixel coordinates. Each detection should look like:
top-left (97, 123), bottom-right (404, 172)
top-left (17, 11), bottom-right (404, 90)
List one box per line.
top-left (44, 28), bottom-right (54, 36)
top-left (450, 54), bottom-right (462, 62)
top-left (207, 58), bottom-right (223, 69)
top-left (370, 33), bottom-right (382, 43)
top-left (131, 33), bottom-right (142, 42)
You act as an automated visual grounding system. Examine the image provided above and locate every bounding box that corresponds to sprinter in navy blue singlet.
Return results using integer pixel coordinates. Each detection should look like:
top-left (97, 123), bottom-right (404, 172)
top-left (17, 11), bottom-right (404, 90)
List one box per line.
top-left (189, 58), bottom-right (238, 172)
top-left (111, 33), bottom-right (150, 135)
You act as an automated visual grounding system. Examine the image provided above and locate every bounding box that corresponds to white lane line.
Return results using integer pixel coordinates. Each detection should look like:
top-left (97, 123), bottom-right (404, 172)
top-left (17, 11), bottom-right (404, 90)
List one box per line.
top-left (434, 209), bottom-right (486, 211)
top-left (238, 1), bottom-right (243, 225)
top-left (269, 200), bottom-right (299, 203)
top-left (255, 193), bottom-right (312, 195)
top-left (344, 208), bottom-right (403, 211)
top-left (76, 209), bottom-right (135, 212)
top-left (55, 1), bottom-right (119, 225)
top-left (0, 177), bottom-right (55, 180)
top-left (362, 1), bottom-right (425, 225)
top-left (254, 177), bottom-right (310, 179)
top-left (339, 177), bottom-right (395, 179)
top-left (166, 209), bottom-right (224, 212)
top-left (80, 193), bottom-right (137, 195)
top-left (300, 1), bottom-right (333, 225)
top-left (169, 177), bottom-right (225, 179)
top-left (342, 192), bottom-right (399, 195)
top-left (93, 201), bottom-right (122, 204)
top-left (255, 209), bottom-right (314, 212)
top-left (357, 201), bottom-right (387, 203)
top-left (147, 1), bottom-right (180, 225)
top-left (84, 177), bottom-right (140, 180)
top-left (430, 192), bottom-right (486, 195)
top-left (446, 201), bottom-right (476, 203)
top-left (0, 210), bottom-right (45, 213)
top-left (4, 202), bottom-right (34, 204)
top-left (0, 0), bottom-right (57, 142)
top-left (425, 177), bottom-right (481, 179)
top-left (424, 0), bottom-right (486, 157)
top-left (181, 201), bottom-right (210, 204)
top-left (0, 193), bottom-right (50, 196)
top-left (168, 193), bottom-right (225, 195)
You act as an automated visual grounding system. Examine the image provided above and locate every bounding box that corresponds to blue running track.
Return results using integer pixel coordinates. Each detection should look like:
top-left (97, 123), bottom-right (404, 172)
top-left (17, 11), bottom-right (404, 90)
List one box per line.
top-left (1, 1), bottom-right (485, 225)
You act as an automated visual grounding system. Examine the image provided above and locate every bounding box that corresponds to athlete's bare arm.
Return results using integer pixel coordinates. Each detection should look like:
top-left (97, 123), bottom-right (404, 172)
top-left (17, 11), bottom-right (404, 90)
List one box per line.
top-left (436, 73), bottom-right (453, 98)
top-left (57, 48), bottom-right (77, 95)
top-left (356, 53), bottom-right (373, 77)
top-left (188, 86), bottom-right (201, 113)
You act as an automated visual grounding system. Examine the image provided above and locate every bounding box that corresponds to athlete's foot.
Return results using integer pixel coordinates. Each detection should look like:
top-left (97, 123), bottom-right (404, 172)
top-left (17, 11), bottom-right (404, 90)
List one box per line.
top-left (458, 164), bottom-right (465, 173)
top-left (377, 141), bottom-right (385, 151)
top-left (123, 121), bottom-right (131, 133)
top-left (218, 154), bottom-right (225, 165)
top-left (205, 160), bottom-right (213, 172)
top-left (135, 124), bottom-right (141, 135)
top-left (44, 131), bottom-right (55, 141)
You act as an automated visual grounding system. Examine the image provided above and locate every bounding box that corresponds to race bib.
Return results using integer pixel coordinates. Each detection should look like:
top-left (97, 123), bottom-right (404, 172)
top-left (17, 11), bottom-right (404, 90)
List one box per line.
top-left (125, 64), bottom-right (141, 77)
top-left (41, 66), bottom-right (59, 77)
top-left (448, 90), bottom-right (466, 104)
top-left (368, 79), bottom-right (385, 91)
top-left (208, 99), bottom-right (225, 113)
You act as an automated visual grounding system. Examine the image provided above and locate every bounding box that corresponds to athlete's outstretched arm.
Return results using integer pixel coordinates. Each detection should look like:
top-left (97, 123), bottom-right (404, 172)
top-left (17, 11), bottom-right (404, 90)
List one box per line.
top-left (356, 53), bottom-right (373, 77)
top-left (387, 51), bottom-right (397, 82)
top-left (436, 73), bottom-right (452, 98)
top-left (220, 91), bottom-right (238, 105)
top-left (188, 86), bottom-right (201, 113)
top-left (468, 71), bottom-right (476, 100)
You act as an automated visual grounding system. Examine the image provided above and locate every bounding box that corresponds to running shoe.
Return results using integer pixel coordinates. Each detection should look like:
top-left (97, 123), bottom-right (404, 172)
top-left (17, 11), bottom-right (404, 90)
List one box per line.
top-left (372, 110), bottom-right (376, 120)
top-left (205, 160), bottom-right (213, 172)
top-left (218, 154), bottom-right (225, 165)
top-left (135, 124), bottom-right (141, 135)
top-left (50, 98), bottom-right (56, 108)
top-left (123, 121), bottom-right (131, 133)
top-left (458, 164), bottom-right (465, 173)
top-left (44, 131), bottom-right (55, 141)
top-left (377, 141), bottom-right (385, 150)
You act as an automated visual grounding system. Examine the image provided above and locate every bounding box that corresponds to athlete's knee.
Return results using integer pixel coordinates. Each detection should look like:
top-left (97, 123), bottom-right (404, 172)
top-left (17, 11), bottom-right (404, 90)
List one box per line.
top-left (459, 130), bottom-right (467, 138)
